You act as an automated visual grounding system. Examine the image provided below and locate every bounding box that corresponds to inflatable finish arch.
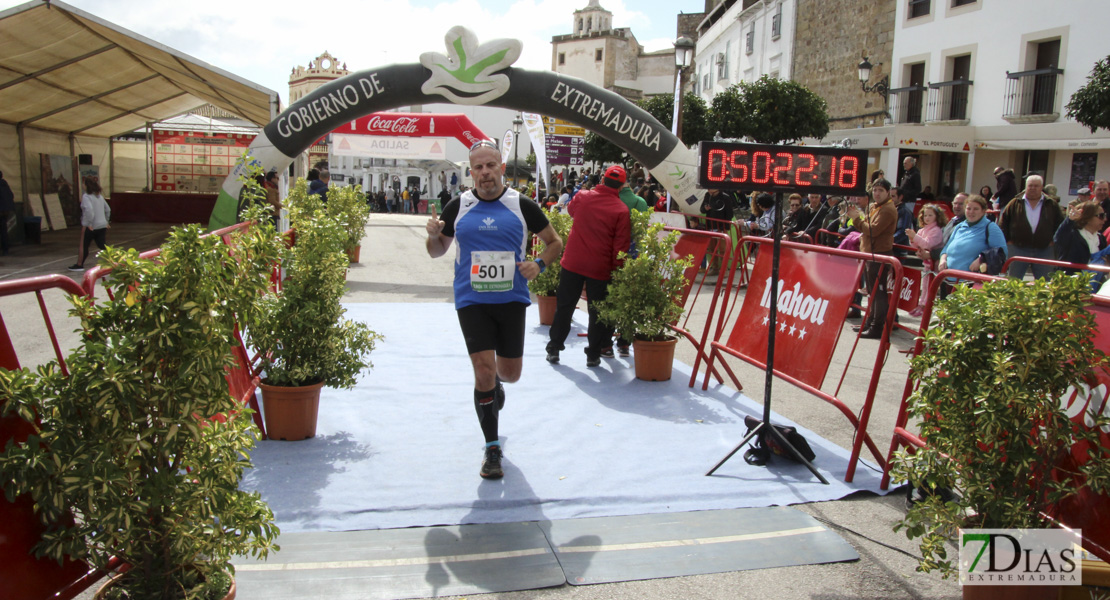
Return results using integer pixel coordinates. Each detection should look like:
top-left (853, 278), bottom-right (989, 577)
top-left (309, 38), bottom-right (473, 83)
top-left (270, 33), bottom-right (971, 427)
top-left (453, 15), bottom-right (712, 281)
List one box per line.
top-left (209, 26), bottom-right (701, 230)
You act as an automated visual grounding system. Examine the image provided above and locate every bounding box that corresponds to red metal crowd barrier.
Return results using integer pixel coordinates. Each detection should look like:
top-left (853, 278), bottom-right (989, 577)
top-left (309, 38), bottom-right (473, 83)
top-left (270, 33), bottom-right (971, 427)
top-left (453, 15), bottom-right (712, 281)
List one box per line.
top-left (0, 275), bottom-right (118, 600)
top-left (0, 222), bottom-right (273, 600)
top-left (665, 227), bottom-right (735, 388)
top-left (684, 214), bottom-right (753, 288)
top-left (881, 258), bottom-right (1110, 562)
top-left (701, 236), bottom-right (906, 482)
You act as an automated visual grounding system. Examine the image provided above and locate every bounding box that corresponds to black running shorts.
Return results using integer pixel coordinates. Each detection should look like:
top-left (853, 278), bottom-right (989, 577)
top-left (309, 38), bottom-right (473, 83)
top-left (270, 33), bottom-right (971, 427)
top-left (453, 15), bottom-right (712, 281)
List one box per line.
top-left (456, 302), bottom-right (527, 358)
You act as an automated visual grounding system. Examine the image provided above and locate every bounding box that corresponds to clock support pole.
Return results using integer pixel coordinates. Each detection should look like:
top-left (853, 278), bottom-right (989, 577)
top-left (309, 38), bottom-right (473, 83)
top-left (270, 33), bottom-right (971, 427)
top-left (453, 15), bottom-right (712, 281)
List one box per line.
top-left (706, 190), bottom-right (829, 484)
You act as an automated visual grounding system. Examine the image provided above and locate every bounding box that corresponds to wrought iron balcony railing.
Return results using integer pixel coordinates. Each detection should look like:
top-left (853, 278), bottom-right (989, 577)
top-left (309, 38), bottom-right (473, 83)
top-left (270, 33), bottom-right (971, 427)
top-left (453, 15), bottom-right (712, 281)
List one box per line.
top-left (926, 79), bottom-right (973, 123)
top-left (888, 85), bottom-right (928, 124)
top-left (1002, 67), bottom-right (1063, 123)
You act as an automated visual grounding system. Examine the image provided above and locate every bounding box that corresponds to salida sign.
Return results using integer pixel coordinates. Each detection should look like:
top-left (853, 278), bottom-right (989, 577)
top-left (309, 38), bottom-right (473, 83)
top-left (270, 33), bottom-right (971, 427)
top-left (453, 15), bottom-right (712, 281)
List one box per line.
top-left (727, 246), bottom-right (861, 388)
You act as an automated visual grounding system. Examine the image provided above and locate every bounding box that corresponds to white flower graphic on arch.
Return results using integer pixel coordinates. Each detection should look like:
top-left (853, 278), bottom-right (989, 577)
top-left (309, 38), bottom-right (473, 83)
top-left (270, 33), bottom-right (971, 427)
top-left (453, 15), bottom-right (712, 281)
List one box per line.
top-left (420, 26), bottom-right (522, 105)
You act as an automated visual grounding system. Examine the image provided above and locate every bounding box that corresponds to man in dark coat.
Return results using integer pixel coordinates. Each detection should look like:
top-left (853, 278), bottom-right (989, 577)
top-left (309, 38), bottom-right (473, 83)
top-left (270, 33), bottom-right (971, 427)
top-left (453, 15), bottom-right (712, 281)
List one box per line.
top-left (899, 156), bottom-right (922, 209)
top-left (998, 174), bottom-right (1064, 280)
top-left (993, 166), bottom-right (1018, 208)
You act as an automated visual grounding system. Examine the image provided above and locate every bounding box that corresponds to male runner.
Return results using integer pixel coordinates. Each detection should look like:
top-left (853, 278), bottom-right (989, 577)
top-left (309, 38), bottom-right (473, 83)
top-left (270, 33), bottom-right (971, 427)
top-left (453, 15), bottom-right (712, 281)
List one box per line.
top-left (425, 140), bottom-right (563, 479)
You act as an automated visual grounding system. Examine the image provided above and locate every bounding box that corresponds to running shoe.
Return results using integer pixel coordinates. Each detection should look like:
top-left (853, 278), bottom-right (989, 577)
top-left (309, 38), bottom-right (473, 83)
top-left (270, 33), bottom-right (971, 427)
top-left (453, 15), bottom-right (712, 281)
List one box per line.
top-left (618, 344), bottom-right (631, 357)
top-left (480, 445), bottom-right (504, 479)
top-left (599, 347), bottom-right (615, 359)
top-left (67, 264), bottom-right (85, 272)
top-left (546, 351), bottom-right (559, 364)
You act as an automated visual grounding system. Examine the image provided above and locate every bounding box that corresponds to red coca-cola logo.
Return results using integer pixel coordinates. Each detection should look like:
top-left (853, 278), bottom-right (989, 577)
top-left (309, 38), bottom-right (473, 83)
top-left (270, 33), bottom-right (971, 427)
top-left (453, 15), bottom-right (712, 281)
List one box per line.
top-left (365, 116), bottom-right (420, 134)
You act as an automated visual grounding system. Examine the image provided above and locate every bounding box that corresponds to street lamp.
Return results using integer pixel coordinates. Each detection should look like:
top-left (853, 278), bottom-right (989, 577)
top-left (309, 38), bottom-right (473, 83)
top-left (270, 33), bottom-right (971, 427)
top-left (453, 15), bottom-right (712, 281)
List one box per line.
top-left (667, 35), bottom-right (695, 212)
top-left (858, 57), bottom-right (889, 103)
top-left (672, 36), bottom-right (695, 141)
top-left (511, 115), bottom-right (523, 189)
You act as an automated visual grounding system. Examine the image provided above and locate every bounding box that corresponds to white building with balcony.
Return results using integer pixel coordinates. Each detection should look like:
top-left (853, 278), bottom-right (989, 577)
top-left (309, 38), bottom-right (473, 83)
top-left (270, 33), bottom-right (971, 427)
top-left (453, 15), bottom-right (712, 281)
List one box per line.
top-left (694, 0), bottom-right (795, 103)
top-left (817, 0), bottom-right (1110, 201)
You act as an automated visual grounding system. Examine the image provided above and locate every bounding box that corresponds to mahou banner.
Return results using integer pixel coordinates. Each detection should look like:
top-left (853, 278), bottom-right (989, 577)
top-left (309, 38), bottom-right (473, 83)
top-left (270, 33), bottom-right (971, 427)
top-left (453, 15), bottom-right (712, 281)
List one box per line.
top-left (727, 246), bottom-right (862, 388)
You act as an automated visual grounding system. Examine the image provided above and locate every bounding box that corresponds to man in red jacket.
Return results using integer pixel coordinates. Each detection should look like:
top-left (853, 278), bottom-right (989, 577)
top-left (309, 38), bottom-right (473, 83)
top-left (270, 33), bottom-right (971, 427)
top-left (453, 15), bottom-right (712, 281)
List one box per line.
top-left (546, 165), bottom-right (632, 367)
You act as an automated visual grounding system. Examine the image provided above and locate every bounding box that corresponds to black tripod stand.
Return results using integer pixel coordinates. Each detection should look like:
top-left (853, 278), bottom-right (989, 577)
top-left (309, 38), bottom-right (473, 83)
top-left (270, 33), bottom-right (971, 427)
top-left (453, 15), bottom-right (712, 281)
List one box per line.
top-left (706, 191), bottom-right (829, 484)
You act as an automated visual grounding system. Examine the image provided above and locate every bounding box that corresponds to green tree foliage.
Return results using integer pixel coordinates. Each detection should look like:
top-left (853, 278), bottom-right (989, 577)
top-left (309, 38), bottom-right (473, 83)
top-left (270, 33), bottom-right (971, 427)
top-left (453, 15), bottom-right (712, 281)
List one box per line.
top-left (1066, 55), bottom-right (1110, 133)
top-left (710, 76), bottom-right (830, 144)
top-left (639, 92), bottom-right (713, 147)
top-left (583, 92), bottom-right (712, 165)
top-left (583, 130), bottom-right (625, 166)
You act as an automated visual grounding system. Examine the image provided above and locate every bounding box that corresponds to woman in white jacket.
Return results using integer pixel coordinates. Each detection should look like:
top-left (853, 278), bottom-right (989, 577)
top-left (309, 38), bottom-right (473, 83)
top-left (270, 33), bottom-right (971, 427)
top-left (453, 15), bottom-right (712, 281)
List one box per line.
top-left (68, 177), bottom-right (111, 272)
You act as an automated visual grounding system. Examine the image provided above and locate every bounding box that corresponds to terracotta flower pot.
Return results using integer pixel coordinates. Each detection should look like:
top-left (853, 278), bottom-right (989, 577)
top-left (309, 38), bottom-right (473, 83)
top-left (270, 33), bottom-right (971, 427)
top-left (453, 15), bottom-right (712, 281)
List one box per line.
top-left (259, 380), bottom-right (324, 441)
top-left (536, 294), bottom-right (557, 325)
top-left (962, 584), bottom-right (1058, 600)
top-left (95, 573), bottom-right (236, 600)
top-left (346, 245), bottom-right (361, 263)
top-left (632, 337), bottom-right (678, 381)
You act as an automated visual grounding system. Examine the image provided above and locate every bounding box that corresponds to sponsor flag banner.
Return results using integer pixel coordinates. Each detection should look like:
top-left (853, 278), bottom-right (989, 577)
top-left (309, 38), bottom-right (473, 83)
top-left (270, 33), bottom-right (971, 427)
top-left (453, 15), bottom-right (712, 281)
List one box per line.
top-left (727, 247), bottom-right (861, 388)
top-left (331, 134), bottom-right (447, 160)
top-left (522, 112), bottom-right (549, 195)
top-left (501, 130), bottom-right (514, 164)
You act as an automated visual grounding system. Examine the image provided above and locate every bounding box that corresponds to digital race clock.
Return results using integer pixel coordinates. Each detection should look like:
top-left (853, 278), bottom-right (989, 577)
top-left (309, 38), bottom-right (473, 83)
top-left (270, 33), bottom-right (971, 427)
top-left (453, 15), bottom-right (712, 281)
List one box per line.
top-left (697, 141), bottom-right (870, 196)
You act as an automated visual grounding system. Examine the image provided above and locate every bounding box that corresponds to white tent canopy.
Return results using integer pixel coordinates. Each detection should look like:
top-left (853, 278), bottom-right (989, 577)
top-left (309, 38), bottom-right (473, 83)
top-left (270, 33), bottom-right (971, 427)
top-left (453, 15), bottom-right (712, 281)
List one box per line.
top-left (0, 0), bottom-right (279, 206)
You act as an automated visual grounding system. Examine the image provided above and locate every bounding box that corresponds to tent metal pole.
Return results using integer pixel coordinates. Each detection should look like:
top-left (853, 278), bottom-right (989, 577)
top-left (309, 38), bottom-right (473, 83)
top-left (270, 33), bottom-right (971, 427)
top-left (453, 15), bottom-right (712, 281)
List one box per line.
top-left (145, 121), bottom-right (152, 192)
top-left (109, 138), bottom-right (115, 196)
top-left (16, 123), bottom-right (28, 208)
top-left (69, 133), bottom-right (79, 209)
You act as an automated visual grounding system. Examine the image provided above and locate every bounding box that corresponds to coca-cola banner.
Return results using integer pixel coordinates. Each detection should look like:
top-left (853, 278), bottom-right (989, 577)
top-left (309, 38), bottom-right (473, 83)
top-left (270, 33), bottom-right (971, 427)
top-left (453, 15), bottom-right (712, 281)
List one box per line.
top-left (726, 245), bottom-right (862, 389)
top-left (888, 267), bottom-right (922, 312)
top-left (331, 112), bottom-right (491, 149)
top-left (331, 134), bottom-right (448, 160)
top-left (209, 26), bottom-right (698, 230)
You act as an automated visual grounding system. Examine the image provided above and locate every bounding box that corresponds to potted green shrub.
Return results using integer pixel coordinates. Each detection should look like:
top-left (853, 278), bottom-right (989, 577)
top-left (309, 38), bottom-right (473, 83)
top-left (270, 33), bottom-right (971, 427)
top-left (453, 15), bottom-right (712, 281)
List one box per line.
top-left (528, 207), bottom-right (572, 325)
top-left (326, 184), bottom-right (371, 263)
top-left (595, 212), bottom-right (692, 381)
top-left (0, 213), bottom-right (283, 599)
top-left (891, 275), bottom-right (1110, 595)
top-left (250, 179), bottom-right (382, 441)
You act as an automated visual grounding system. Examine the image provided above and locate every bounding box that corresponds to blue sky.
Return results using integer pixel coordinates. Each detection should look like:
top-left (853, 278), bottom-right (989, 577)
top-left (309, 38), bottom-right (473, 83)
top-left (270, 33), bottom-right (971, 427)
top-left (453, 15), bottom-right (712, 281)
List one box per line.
top-left (2, 0), bottom-right (706, 103)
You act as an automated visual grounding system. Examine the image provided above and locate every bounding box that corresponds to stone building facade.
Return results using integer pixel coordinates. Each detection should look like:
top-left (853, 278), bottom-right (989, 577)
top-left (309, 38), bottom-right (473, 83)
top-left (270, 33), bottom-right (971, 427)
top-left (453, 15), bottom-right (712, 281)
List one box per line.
top-left (791, 0), bottom-right (895, 128)
top-left (288, 52), bottom-right (350, 178)
top-left (551, 0), bottom-right (693, 102)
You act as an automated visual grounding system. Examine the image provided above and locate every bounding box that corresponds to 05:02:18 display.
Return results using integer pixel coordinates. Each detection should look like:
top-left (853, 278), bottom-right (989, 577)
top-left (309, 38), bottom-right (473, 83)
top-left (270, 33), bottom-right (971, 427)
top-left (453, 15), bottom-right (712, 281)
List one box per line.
top-left (704, 149), bottom-right (861, 189)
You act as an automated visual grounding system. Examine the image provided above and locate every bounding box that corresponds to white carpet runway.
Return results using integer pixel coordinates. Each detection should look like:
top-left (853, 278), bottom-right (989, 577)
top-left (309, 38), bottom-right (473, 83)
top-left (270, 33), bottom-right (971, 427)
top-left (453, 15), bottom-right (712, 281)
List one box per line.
top-left (240, 302), bottom-right (889, 533)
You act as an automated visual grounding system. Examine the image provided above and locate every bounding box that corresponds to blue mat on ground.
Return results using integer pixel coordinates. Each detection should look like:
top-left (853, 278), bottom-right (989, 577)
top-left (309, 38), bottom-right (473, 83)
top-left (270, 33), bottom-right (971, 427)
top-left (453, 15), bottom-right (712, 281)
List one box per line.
top-left (241, 302), bottom-right (887, 533)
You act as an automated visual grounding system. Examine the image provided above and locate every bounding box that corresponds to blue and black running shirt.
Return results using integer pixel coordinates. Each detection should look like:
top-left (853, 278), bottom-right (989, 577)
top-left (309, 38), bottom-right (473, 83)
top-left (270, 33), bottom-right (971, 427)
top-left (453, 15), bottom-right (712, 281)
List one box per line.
top-left (439, 188), bottom-right (550, 309)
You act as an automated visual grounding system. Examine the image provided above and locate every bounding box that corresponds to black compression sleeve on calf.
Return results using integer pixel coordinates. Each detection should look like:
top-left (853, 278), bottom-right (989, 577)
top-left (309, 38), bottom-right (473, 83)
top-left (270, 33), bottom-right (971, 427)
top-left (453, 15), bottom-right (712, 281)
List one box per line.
top-left (474, 387), bottom-right (499, 444)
